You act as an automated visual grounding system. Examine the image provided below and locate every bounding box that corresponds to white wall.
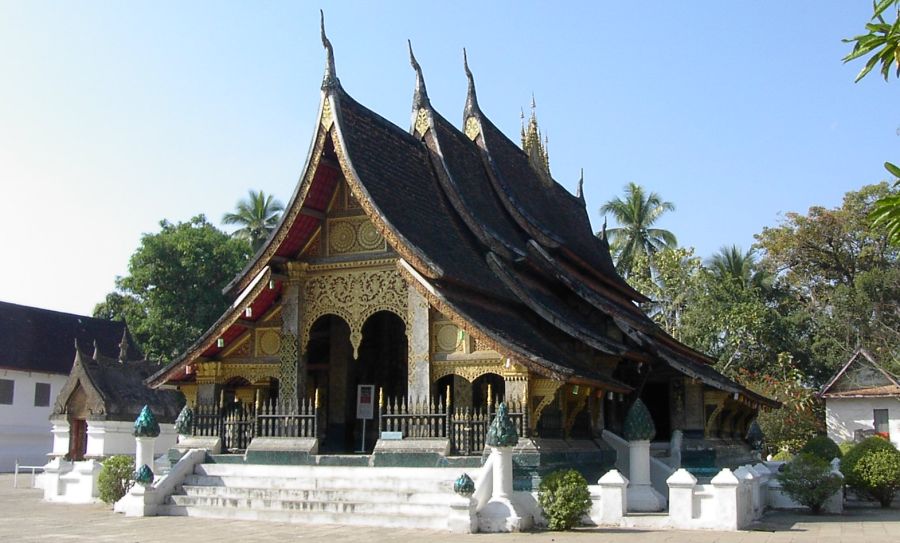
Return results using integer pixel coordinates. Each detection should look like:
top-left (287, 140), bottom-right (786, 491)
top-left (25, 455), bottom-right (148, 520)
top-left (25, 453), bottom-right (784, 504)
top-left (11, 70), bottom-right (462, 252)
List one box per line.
top-left (0, 368), bottom-right (68, 471)
top-left (826, 397), bottom-right (900, 449)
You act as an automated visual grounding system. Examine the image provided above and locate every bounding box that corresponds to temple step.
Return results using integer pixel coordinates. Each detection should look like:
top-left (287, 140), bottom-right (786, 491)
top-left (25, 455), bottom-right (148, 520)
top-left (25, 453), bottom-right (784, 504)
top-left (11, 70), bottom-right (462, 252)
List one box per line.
top-left (160, 462), bottom-right (478, 531)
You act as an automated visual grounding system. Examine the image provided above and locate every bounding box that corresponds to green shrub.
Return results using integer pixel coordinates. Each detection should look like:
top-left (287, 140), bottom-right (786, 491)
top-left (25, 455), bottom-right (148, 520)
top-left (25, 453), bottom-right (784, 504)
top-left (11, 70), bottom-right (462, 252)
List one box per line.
top-left (776, 453), bottom-right (843, 514)
top-left (842, 437), bottom-right (898, 498)
top-left (839, 442), bottom-right (855, 456)
top-left (537, 469), bottom-right (591, 530)
top-left (98, 455), bottom-right (135, 504)
top-left (800, 435), bottom-right (842, 462)
top-left (772, 450), bottom-right (794, 462)
top-left (851, 447), bottom-right (900, 507)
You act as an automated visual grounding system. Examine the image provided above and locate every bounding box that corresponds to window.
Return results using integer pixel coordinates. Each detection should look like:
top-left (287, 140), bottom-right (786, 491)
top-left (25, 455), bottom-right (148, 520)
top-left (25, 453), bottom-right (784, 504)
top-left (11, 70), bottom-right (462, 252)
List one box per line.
top-left (874, 409), bottom-right (890, 436)
top-left (0, 379), bottom-right (13, 405)
top-left (34, 382), bottom-right (51, 407)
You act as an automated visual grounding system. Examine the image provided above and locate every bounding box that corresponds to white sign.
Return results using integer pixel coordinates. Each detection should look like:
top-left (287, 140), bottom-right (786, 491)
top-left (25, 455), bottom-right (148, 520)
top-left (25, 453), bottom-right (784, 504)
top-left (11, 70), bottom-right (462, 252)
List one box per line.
top-left (356, 384), bottom-right (375, 420)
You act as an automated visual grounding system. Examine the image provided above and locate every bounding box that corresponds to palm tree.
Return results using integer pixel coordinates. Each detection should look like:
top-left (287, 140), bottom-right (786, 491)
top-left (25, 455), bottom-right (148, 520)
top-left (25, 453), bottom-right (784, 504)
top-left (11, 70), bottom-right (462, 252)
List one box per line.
top-left (706, 245), bottom-right (771, 290)
top-left (222, 190), bottom-right (285, 252)
top-left (599, 182), bottom-right (677, 276)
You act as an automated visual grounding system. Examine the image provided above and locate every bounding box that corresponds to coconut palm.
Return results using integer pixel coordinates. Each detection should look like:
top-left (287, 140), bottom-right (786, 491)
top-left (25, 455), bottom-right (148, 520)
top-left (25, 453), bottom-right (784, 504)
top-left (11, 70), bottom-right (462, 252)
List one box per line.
top-left (222, 190), bottom-right (285, 252)
top-left (599, 182), bottom-right (677, 276)
top-left (706, 245), bottom-right (771, 290)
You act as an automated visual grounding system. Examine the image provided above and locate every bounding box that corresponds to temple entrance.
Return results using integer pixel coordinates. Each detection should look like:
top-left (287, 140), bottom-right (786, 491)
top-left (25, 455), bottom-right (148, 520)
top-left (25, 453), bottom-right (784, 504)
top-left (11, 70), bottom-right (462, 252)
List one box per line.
top-left (641, 381), bottom-right (671, 441)
top-left (305, 311), bottom-right (407, 453)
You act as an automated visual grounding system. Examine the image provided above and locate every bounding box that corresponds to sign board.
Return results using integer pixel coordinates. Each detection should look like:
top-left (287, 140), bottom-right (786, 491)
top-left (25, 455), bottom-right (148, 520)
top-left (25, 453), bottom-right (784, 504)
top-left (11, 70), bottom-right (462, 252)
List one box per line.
top-left (380, 431), bottom-right (403, 440)
top-left (356, 384), bottom-right (375, 420)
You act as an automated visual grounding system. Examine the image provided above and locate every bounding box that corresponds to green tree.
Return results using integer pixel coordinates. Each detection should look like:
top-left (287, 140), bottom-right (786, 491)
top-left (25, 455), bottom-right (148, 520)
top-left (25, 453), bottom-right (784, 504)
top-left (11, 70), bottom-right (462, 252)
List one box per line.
top-left (94, 215), bottom-right (250, 361)
top-left (628, 247), bottom-right (704, 339)
top-left (599, 182), bottom-right (677, 277)
top-left (843, 0), bottom-right (900, 82)
top-left (706, 245), bottom-right (771, 291)
top-left (843, 1), bottom-right (900, 245)
top-left (755, 183), bottom-right (900, 380)
top-left (222, 189), bottom-right (285, 252)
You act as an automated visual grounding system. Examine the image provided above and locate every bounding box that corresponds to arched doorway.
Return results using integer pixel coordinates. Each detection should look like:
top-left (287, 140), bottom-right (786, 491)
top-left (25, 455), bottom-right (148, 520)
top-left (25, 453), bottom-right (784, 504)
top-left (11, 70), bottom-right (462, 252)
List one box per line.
top-left (354, 311), bottom-right (407, 452)
top-left (305, 314), bottom-right (353, 453)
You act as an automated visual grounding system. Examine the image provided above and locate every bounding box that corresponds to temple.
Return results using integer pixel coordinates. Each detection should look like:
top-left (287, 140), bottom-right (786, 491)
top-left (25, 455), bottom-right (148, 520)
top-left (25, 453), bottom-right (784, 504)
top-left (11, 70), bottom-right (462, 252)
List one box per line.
top-left (147, 23), bottom-right (776, 474)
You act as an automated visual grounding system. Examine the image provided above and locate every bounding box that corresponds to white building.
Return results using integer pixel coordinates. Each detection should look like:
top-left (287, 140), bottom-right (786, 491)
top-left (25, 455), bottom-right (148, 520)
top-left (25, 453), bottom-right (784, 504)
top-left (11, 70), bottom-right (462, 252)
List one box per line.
top-left (821, 349), bottom-right (900, 449)
top-left (0, 301), bottom-right (142, 472)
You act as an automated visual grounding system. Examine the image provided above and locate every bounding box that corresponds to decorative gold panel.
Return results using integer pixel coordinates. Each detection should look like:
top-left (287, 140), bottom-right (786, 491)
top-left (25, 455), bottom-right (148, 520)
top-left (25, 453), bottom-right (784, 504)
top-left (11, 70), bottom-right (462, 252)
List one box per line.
top-left (529, 378), bottom-right (563, 433)
top-left (433, 322), bottom-right (463, 353)
top-left (321, 98), bottom-right (334, 130)
top-left (431, 359), bottom-right (502, 382)
top-left (195, 361), bottom-right (280, 385)
top-left (415, 108), bottom-right (430, 136)
top-left (300, 266), bottom-right (408, 358)
top-left (327, 216), bottom-right (386, 256)
top-left (464, 116), bottom-right (480, 140)
top-left (256, 329), bottom-right (281, 357)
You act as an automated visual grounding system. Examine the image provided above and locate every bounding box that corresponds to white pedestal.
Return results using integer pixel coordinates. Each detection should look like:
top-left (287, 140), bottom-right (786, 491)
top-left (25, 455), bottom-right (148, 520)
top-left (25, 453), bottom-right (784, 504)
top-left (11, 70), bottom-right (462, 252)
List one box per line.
top-left (135, 436), bottom-right (156, 471)
top-left (626, 440), bottom-right (665, 512)
top-left (477, 446), bottom-right (531, 532)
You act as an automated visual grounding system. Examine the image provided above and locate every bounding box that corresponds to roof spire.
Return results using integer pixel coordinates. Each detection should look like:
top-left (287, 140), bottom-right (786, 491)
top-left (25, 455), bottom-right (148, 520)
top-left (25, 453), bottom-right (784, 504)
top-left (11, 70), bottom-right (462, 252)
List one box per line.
top-left (577, 169), bottom-right (585, 201)
top-left (118, 328), bottom-right (129, 363)
top-left (463, 48), bottom-right (480, 118)
top-left (320, 10), bottom-right (339, 90)
top-left (601, 217), bottom-right (608, 240)
top-left (522, 95), bottom-right (551, 183)
top-left (408, 40), bottom-right (429, 108)
top-left (92, 339), bottom-right (100, 360)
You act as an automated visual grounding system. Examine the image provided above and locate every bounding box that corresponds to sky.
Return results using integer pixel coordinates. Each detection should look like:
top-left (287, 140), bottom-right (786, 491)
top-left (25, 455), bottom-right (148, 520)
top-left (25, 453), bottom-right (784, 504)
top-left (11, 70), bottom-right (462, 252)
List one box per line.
top-left (0, 2), bottom-right (896, 317)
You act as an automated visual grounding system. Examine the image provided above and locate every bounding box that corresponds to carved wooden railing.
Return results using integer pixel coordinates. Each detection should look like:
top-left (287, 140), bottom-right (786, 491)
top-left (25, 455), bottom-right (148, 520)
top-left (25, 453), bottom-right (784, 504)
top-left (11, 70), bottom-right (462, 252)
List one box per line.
top-left (192, 396), bottom-right (319, 452)
top-left (378, 396), bottom-right (527, 456)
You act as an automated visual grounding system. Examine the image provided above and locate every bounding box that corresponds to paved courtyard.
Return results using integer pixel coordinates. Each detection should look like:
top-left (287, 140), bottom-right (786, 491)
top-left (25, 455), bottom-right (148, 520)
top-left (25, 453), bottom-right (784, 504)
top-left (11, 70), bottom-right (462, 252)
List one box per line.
top-left (2, 474), bottom-right (898, 543)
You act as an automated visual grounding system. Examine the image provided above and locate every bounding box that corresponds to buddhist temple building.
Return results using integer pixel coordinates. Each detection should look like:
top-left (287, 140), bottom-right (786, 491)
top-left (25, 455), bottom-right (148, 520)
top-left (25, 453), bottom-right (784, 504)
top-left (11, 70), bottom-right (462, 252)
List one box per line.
top-left (147, 22), bottom-right (776, 465)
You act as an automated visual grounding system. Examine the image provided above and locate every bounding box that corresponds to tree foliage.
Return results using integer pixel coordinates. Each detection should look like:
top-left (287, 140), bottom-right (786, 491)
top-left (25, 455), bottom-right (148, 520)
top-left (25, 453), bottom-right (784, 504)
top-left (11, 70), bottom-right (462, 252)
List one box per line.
top-left (537, 469), bottom-right (591, 530)
top-left (599, 182), bottom-right (677, 277)
top-left (843, 437), bottom-right (900, 507)
top-left (222, 189), bottom-right (285, 252)
top-left (843, 0), bottom-right (900, 82)
top-left (94, 215), bottom-right (250, 361)
top-left (98, 455), bottom-right (135, 505)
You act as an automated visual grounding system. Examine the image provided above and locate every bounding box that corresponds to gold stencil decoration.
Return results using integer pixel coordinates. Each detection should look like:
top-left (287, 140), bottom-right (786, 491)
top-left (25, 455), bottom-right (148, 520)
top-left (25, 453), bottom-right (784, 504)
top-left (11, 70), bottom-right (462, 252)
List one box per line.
top-left (357, 221), bottom-right (382, 251)
top-left (329, 220), bottom-right (356, 253)
top-left (415, 108), bottom-right (430, 136)
top-left (327, 216), bottom-right (386, 255)
top-left (321, 98), bottom-right (334, 130)
top-left (435, 323), bottom-right (460, 353)
top-left (464, 116), bottom-right (480, 140)
top-left (279, 332), bottom-right (299, 405)
top-left (257, 329), bottom-right (281, 356)
top-left (301, 267), bottom-right (408, 358)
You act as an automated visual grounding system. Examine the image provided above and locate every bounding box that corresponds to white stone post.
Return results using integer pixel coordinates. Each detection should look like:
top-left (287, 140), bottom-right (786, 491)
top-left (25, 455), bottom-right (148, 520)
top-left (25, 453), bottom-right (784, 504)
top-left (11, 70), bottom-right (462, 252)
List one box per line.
top-left (597, 469), bottom-right (628, 523)
top-left (824, 458), bottom-right (844, 514)
top-left (734, 466), bottom-right (758, 522)
top-left (135, 437), bottom-right (156, 472)
top-left (711, 468), bottom-right (741, 530)
top-left (666, 468), bottom-right (697, 526)
top-left (492, 446), bottom-right (513, 499)
top-left (627, 439), bottom-right (666, 511)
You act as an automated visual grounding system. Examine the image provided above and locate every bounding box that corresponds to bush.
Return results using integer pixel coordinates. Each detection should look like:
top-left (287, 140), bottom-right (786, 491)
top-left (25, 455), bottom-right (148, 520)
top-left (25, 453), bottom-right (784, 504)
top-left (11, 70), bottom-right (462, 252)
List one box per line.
top-left (800, 435), bottom-right (842, 462)
top-left (839, 442), bottom-right (855, 456)
top-left (849, 445), bottom-right (900, 507)
top-left (98, 455), bottom-right (135, 504)
top-left (537, 469), bottom-right (591, 530)
top-left (776, 453), bottom-right (843, 514)
top-left (842, 437), bottom-right (898, 497)
top-left (772, 450), bottom-right (794, 462)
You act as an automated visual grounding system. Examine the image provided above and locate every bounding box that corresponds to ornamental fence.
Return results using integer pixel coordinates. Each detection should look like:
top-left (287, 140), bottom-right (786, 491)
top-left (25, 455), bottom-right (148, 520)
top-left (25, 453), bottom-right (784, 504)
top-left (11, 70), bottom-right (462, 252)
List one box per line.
top-left (191, 394), bottom-right (525, 456)
top-left (192, 397), bottom-right (319, 452)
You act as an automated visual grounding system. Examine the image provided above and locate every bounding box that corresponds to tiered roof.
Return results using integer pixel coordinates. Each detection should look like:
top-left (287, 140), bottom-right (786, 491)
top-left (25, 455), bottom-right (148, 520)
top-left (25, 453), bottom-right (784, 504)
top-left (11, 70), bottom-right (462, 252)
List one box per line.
top-left (147, 19), bottom-right (777, 408)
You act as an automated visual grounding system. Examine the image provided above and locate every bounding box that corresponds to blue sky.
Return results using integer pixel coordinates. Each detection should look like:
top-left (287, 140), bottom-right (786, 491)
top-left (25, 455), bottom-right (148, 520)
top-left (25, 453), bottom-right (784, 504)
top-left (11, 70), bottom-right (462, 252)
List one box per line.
top-left (0, 2), bottom-right (895, 316)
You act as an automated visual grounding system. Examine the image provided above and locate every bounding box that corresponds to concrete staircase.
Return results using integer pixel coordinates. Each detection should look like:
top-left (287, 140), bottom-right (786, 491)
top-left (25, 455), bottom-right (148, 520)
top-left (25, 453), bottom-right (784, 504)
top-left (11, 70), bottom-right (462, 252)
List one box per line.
top-left (160, 462), bottom-right (476, 530)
